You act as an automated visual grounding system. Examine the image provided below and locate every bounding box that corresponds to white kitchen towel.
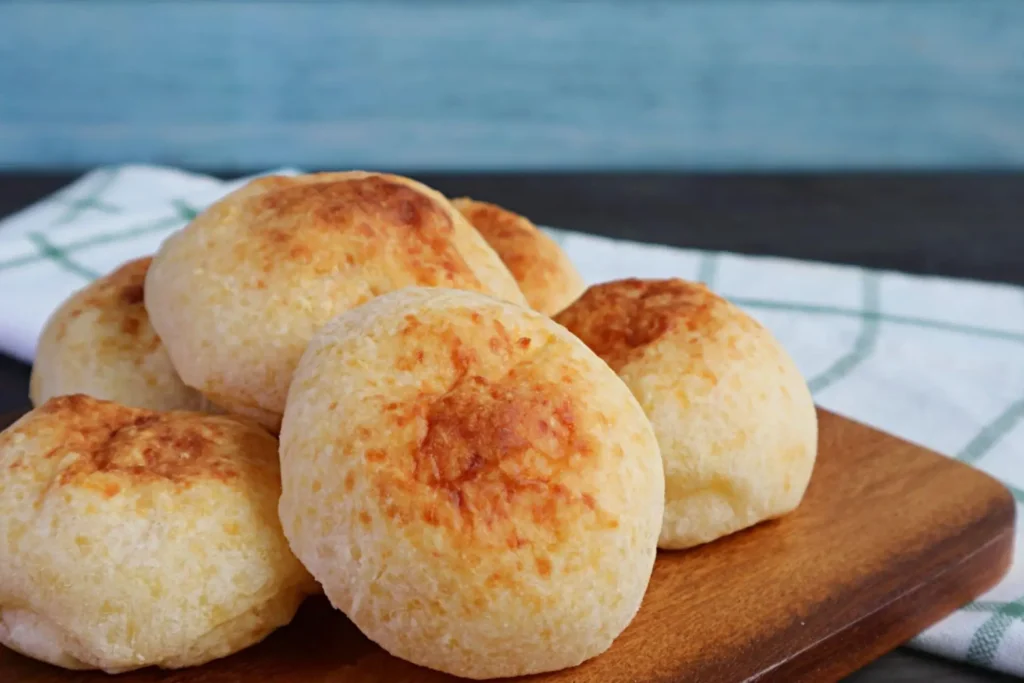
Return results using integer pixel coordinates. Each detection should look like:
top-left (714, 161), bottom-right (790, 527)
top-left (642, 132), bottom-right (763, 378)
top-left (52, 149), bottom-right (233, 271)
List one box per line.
top-left (0, 165), bottom-right (1022, 676)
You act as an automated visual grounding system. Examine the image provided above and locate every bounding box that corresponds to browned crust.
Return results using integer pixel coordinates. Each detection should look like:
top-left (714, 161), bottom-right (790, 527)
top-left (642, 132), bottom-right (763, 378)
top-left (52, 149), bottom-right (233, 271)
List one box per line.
top-left (1, 395), bottom-right (276, 495)
top-left (554, 278), bottom-right (756, 372)
top-left (242, 175), bottom-right (486, 292)
top-left (54, 257), bottom-right (159, 354)
top-left (453, 197), bottom-right (584, 315)
top-left (359, 307), bottom-right (617, 558)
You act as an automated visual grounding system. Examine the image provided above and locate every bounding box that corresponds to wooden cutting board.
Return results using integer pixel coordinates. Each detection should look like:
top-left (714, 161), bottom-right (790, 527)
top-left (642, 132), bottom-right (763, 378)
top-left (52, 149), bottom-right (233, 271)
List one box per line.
top-left (0, 408), bottom-right (1015, 683)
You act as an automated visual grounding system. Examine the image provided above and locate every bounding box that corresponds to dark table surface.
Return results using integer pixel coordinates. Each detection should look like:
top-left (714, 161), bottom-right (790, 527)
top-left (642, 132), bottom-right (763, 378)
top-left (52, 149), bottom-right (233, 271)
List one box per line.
top-left (1, 171), bottom-right (1022, 682)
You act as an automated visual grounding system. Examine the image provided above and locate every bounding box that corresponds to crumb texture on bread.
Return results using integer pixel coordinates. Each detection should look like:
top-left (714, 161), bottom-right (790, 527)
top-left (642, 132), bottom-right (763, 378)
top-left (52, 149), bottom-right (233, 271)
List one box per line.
top-left (556, 278), bottom-right (818, 549)
top-left (29, 257), bottom-right (205, 412)
top-left (279, 287), bottom-right (663, 679)
top-left (0, 395), bottom-right (315, 673)
top-left (145, 172), bottom-right (526, 431)
top-left (452, 197), bottom-right (586, 316)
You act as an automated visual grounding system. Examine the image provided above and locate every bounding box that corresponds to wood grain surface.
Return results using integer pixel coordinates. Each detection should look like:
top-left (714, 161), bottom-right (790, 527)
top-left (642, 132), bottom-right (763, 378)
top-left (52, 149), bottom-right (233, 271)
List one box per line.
top-left (2, 2), bottom-right (1024, 171)
top-left (0, 408), bottom-right (1015, 682)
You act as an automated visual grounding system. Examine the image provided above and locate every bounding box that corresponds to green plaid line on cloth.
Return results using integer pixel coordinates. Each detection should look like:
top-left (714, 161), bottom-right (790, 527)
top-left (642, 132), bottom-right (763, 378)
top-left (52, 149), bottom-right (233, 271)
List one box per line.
top-left (1, 166), bottom-right (1023, 677)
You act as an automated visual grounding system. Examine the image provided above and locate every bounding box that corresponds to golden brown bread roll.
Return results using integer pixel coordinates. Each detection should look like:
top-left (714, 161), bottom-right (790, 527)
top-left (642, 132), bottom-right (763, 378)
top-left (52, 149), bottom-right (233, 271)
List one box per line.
top-left (145, 172), bottom-right (527, 432)
top-left (279, 287), bottom-right (664, 679)
top-left (29, 257), bottom-right (205, 412)
top-left (452, 197), bottom-right (585, 315)
top-left (555, 278), bottom-right (817, 549)
top-left (0, 395), bottom-right (316, 673)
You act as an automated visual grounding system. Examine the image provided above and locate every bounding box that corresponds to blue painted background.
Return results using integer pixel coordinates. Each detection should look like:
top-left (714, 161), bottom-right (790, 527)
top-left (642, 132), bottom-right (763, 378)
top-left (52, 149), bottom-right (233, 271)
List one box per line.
top-left (1, 0), bottom-right (1023, 171)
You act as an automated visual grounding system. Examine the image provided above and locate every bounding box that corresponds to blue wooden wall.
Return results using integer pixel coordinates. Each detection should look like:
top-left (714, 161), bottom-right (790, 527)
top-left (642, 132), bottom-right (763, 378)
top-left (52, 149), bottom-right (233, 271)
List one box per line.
top-left (1, 1), bottom-right (1023, 171)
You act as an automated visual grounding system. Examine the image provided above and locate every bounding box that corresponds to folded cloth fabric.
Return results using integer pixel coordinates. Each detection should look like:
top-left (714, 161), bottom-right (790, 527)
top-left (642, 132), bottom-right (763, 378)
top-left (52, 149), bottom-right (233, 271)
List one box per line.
top-left (0, 165), bottom-right (1022, 676)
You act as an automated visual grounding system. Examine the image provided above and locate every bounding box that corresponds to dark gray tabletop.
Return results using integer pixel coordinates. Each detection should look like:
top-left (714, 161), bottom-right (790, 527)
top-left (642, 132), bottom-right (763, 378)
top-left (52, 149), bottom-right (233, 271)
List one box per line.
top-left (0, 171), bottom-right (1021, 682)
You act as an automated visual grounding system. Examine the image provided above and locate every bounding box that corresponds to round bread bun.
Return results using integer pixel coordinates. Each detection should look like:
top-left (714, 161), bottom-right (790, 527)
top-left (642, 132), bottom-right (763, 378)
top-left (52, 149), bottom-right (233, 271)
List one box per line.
top-left (452, 197), bottom-right (586, 316)
top-left (279, 287), bottom-right (664, 679)
top-left (0, 395), bottom-right (316, 673)
top-left (554, 278), bottom-right (817, 550)
top-left (145, 172), bottom-right (528, 432)
top-left (29, 257), bottom-right (206, 412)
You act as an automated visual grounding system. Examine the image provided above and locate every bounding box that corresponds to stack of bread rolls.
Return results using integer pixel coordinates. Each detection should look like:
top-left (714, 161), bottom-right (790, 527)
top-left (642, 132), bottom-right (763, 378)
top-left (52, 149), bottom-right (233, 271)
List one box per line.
top-left (0, 171), bottom-right (817, 679)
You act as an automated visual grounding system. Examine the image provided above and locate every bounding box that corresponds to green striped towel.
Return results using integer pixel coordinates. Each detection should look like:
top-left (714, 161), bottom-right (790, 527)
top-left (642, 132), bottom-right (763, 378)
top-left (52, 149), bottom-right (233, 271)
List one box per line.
top-left (0, 166), bottom-right (1022, 676)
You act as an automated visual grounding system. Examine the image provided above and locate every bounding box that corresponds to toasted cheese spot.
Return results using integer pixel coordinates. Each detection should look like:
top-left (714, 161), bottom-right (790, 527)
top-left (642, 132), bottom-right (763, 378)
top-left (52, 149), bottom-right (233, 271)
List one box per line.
top-left (372, 371), bottom-right (602, 547)
top-left (24, 395), bottom-right (254, 491)
top-left (249, 175), bottom-right (483, 292)
top-left (555, 278), bottom-right (755, 372)
top-left (452, 197), bottom-right (586, 315)
top-left (75, 258), bottom-right (157, 348)
top-left (119, 282), bottom-right (145, 307)
top-left (558, 278), bottom-right (817, 551)
top-left (0, 393), bottom-right (317, 673)
top-left (277, 287), bottom-right (666, 680)
top-left (143, 172), bottom-right (526, 431)
top-left (28, 256), bottom-right (205, 412)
